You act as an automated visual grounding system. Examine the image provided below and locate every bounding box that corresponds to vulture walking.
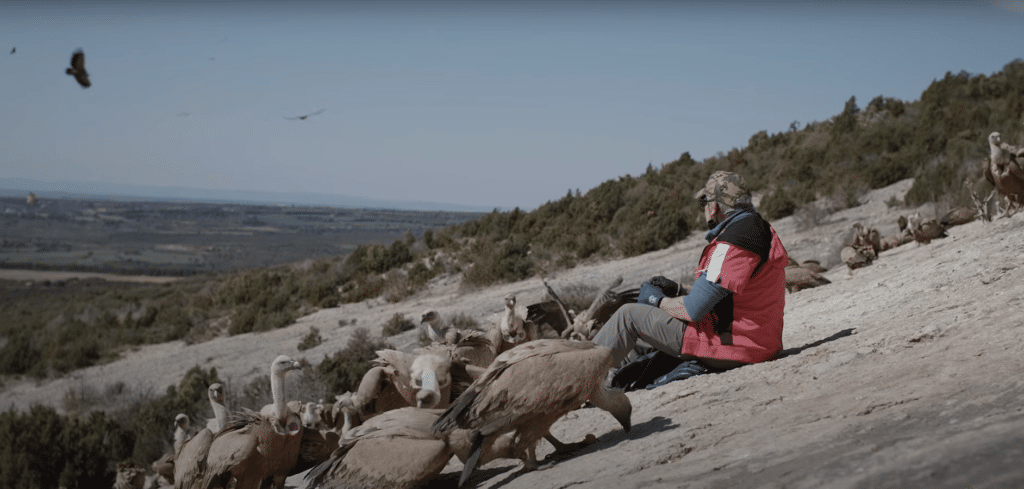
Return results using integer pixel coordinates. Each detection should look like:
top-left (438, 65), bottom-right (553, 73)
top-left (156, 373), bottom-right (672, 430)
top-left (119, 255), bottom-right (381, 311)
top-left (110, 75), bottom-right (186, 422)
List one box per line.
top-left (302, 407), bottom-right (518, 489)
top-left (432, 339), bottom-right (632, 487)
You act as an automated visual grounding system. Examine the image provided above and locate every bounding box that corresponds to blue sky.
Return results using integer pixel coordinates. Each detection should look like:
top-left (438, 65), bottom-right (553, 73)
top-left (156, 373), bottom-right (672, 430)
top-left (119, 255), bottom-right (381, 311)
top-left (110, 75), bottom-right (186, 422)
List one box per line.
top-left (2, 1), bottom-right (1023, 211)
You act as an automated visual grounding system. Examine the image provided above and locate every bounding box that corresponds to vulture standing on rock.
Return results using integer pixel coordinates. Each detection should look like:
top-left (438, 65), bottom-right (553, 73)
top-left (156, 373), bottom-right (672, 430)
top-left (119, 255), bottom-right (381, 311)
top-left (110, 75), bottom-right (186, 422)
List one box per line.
top-left (201, 355), bottom-right (304, 489)
top-left (841, 245), bottom-right (871, 271)
top-left (432, 339), bottom-right (632, 488)
top-left (174, 383), bottom-right (229, 489)
top-left (419, 310), bottom-right (496, 368)
top-left (420, 309), bottom-right (454, 344)
top-left (985, 131), bottom-right (1024, 217)
top-left (487, 294), bottom-right (539, 356)
top-left (152, 414), bottom-right (191, 485)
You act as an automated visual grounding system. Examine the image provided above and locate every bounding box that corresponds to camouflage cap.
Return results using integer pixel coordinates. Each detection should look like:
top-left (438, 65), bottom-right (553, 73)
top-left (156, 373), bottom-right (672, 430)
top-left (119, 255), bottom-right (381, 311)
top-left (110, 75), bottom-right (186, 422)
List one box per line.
top-left (695, 171), bottom-right (752, 207)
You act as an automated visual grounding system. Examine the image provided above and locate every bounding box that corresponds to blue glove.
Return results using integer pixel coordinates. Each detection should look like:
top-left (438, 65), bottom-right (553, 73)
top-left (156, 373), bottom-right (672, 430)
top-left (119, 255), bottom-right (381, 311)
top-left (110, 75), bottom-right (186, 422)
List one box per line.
top-left (645, 360), bottom-right (709, 389)
top-left (648, 276), bottom-right (681, 297)
top-left (638, 282), bottom-right (666, 307)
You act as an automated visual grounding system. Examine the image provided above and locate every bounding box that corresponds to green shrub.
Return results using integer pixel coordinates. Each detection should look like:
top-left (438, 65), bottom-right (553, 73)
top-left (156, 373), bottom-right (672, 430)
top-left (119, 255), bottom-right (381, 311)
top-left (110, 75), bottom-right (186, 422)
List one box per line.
top-left (316, 328), bottom-right (390, 394)
top-left (448, 312), bottom-right (480, 330)
top-left (0, 328), bottom-right (43, 376)
top-left (297, 327), bottom-right (323, 351)
top-left (382, 313), bottom-right (416, 337)
top-left (407, 260), bottom-right (438, 286)
top-left (0, 405), bottom-right (134, 489)
top-left (864, 154), bottom-right (913, 188)
top-left (462, 237), bottom-right (534, 287)
top-left (554, 282), bottom-right (601, 315)
top-left (338, 275), bottom-right (386, 304)
top-left (760, 189), bottom-right (799, 221)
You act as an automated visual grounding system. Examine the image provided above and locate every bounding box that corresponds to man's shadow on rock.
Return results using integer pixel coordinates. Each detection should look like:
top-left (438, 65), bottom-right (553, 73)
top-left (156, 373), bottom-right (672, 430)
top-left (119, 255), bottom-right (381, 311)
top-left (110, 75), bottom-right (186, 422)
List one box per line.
top-left (776, 328), bottom-right (855, 359)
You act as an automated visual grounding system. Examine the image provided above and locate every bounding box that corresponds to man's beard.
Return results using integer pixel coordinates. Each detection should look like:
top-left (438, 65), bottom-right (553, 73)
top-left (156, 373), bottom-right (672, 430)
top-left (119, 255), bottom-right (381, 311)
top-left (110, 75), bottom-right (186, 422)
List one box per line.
top-left (707, 219), bottom-right (717, 230)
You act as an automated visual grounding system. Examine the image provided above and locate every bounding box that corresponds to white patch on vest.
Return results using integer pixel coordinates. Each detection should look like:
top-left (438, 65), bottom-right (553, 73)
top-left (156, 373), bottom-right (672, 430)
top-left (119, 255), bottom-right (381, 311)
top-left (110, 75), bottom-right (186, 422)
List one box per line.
top-left (707, 243), bottom-right (730, 283)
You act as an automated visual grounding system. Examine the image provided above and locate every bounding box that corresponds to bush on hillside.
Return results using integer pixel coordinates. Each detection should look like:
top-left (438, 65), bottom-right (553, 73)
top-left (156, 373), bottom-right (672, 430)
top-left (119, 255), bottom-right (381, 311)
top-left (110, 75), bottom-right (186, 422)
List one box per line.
top-left (297, 327), bottom-right (323, 351)
top-left (316, 328), bottom-right (390, 395)
top-left (382, 313), bottom-right (416, 337)
top-left (0, 405), bottom-right (135, 489)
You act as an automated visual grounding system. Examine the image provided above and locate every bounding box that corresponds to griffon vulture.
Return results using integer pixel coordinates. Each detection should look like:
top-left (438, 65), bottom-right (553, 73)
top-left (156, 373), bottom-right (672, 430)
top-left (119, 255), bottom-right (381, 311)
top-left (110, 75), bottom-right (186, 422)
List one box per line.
top-left (200, 355), bottom-right (304, 489)
top-left (432, 339), bottom-right (632, 488)
top-left (173, 383), bottom-right (228, 489)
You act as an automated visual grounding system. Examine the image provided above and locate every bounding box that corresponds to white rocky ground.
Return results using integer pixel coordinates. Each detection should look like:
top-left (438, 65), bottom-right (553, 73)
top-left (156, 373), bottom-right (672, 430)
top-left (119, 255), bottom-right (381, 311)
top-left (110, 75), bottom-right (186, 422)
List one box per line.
top-left (4, 178), bottom-right (1023, 488)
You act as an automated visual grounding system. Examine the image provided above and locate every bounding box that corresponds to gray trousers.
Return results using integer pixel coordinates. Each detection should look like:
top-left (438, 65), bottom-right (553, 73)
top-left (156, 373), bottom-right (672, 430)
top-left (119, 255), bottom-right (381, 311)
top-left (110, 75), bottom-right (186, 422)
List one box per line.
top-left (592, 303), bottom-right (747, 370)
top-left (592, 303), bottom-right (686, 367)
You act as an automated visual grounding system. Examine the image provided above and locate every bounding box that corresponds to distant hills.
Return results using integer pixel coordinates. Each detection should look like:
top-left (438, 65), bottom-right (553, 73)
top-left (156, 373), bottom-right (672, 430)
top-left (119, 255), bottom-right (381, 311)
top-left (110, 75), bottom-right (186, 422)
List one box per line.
top-left (0, 177), bottom-right (494, 213)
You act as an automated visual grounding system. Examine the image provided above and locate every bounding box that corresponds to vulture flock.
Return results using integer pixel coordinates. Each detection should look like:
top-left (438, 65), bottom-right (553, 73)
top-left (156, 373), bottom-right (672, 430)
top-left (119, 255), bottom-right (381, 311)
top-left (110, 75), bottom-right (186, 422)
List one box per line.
top-left (833, 129), bottom-right (1024, 275)
top-left (142, 279), bottom-right (639, 489)
top-left (782, 129), bottom-right (1024, 290)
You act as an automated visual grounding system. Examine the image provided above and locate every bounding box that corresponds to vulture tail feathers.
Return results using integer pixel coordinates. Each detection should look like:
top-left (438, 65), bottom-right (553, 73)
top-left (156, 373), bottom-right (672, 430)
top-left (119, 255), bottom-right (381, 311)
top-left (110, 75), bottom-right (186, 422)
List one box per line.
top-left (459, 430), bottom-right (487, 488)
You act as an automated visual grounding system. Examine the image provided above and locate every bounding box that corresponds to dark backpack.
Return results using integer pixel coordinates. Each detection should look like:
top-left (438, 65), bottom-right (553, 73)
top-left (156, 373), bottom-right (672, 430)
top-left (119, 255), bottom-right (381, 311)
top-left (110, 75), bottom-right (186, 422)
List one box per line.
top-left (611, 350), bottom-right (716, 391)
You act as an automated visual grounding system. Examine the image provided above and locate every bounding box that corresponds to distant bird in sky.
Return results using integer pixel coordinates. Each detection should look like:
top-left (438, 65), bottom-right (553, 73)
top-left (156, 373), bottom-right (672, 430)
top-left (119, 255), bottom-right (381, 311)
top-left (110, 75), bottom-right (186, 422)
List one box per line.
top-left (66, 49), bottom-right (90, 88)
top-left (284, 108), bottom-right (325, 120)
top-left (9, 46), bottom-right (14, 55)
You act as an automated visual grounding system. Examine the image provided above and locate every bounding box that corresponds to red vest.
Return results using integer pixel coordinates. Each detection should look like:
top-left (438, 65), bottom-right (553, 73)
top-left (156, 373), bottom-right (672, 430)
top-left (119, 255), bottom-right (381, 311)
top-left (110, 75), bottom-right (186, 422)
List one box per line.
top-left (681, 221), bottom-right (789, 364)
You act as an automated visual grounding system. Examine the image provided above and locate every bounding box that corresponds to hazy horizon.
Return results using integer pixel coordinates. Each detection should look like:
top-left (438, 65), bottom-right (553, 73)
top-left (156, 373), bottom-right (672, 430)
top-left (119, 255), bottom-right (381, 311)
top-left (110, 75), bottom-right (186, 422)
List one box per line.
top-left (0, 176), bottom-right (494, 213)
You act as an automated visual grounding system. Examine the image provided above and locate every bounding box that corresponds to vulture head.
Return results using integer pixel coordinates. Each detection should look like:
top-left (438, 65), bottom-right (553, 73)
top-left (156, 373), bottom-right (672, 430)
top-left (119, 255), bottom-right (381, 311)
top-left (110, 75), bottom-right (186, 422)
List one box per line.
top-left (409, 353), bottom-right (452, 409)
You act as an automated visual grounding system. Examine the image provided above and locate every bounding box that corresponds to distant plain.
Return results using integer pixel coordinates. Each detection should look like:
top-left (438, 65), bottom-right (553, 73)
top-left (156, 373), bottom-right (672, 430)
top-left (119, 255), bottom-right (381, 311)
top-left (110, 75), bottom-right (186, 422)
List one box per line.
top-left (0, 195), bottom-right (484, 278)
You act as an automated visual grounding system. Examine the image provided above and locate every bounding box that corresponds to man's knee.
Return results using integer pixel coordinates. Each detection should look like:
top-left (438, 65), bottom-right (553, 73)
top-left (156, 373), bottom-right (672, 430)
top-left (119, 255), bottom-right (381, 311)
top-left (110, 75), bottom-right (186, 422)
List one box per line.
top-left (600, 304), bottom-right (645, 336)
top-left (615, 303), bottom-right (654, 324)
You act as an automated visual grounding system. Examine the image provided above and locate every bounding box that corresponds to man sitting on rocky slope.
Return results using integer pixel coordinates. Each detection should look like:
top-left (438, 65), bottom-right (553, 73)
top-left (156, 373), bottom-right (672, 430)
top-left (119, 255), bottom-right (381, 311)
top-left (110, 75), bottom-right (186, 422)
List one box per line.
top-left (594, 171), bottom-right (790, 388)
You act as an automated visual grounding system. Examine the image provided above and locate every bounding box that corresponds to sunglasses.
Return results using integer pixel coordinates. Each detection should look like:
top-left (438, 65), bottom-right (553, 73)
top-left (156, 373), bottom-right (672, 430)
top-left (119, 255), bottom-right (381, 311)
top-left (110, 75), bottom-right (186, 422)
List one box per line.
top-left (698, 195), bottom-right (710, 208)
